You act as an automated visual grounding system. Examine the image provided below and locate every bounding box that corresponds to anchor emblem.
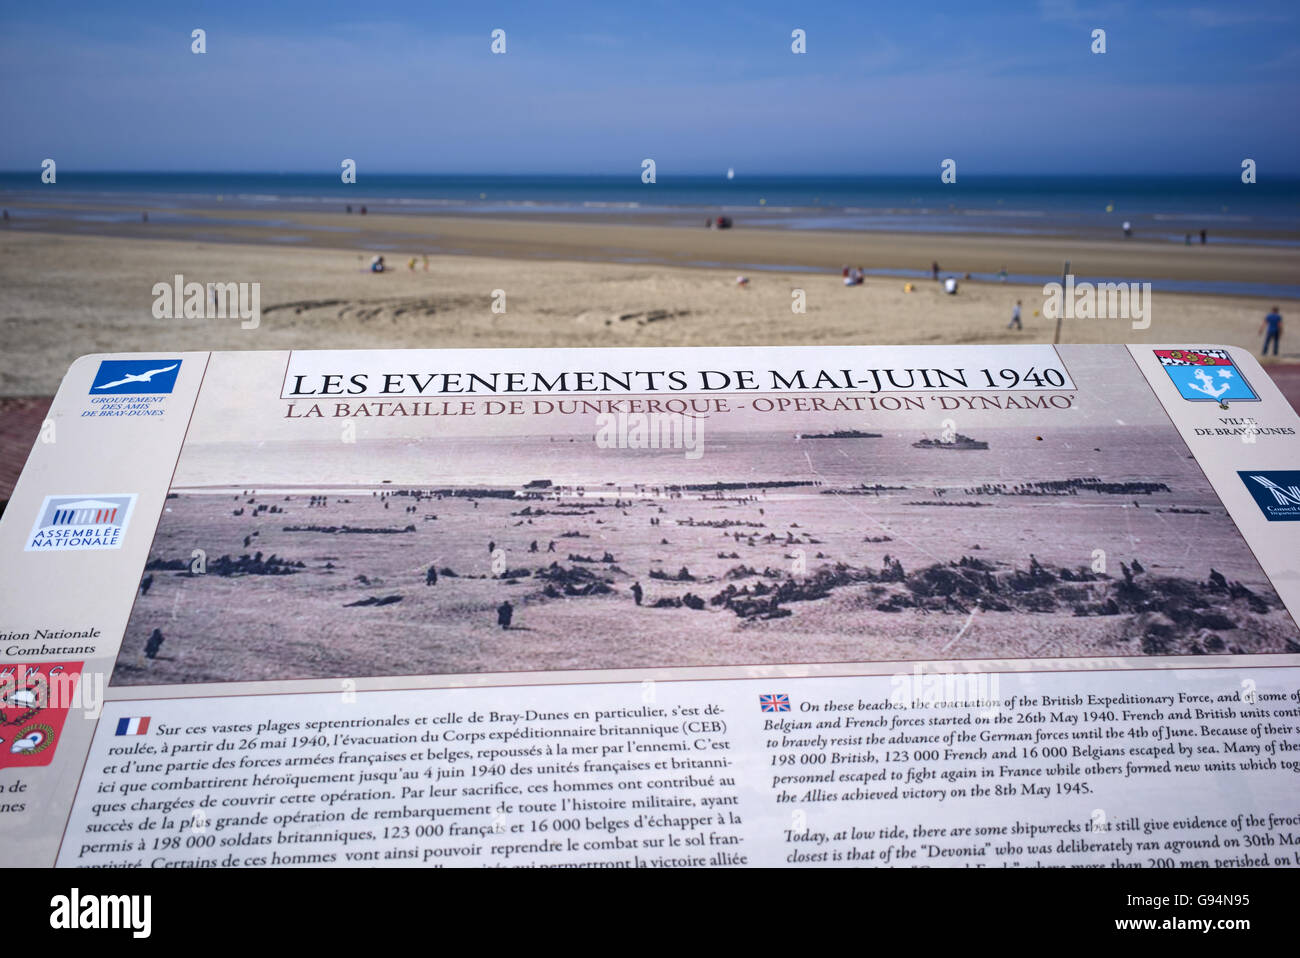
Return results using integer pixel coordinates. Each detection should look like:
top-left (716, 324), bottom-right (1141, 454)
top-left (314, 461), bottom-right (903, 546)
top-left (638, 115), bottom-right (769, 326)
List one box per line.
top-left (1188, 367), bottom-right (1232, 399)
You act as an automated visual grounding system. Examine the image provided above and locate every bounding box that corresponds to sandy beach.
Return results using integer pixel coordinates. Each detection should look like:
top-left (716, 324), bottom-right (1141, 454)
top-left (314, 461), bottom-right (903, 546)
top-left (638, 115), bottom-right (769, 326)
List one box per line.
top-left (1, 216), bottom-right (1295, 397)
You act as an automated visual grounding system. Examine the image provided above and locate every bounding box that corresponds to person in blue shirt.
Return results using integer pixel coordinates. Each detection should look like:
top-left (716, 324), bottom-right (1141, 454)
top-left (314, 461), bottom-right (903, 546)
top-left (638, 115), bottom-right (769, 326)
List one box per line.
top-left (1259, 307), bottom-right (1283, 357)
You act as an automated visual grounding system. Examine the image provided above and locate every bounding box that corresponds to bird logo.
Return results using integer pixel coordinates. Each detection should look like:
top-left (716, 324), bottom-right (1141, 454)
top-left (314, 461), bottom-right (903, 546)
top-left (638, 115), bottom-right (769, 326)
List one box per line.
top-left (93, 363), bottom-right (179, 390)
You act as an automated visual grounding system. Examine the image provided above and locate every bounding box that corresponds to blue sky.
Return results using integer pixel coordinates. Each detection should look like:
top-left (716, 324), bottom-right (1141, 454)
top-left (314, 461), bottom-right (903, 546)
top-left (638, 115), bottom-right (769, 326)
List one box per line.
top-left (1, 0), bottom-right (1297, 174)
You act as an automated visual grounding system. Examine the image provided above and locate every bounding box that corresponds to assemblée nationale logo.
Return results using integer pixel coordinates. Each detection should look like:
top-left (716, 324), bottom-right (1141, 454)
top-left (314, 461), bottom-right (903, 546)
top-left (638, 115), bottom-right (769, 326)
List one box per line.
top-left (25, 494), bottom-right (137, 551)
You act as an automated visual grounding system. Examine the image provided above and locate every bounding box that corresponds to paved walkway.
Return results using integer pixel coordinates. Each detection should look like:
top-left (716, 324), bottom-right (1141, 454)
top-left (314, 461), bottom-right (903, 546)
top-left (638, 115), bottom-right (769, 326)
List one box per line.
top-left (1, 397), bottom-right (53, 507)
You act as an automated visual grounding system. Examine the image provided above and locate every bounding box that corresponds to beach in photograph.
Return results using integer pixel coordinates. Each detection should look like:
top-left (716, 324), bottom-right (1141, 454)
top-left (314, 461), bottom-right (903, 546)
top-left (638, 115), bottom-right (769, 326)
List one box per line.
top-left (110, 346), bottom-right (1299, 686)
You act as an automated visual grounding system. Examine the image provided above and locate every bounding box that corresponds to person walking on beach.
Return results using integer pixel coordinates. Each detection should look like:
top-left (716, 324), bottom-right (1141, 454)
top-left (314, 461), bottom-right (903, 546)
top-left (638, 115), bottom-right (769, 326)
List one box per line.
top-left (1008, 301), bottom-right (1022, 330)
top-left (1200, 229), bottom-right (1207, 245)
top-left (631, 582), bottom-right (643, 606)
top-left (496, 601), bottom-right (513, 630)
top-left (426, 565), bottom-right (438, 586)
top-left (1260, 307), bottom-right (1283, 357)
top-left (931, 261), bottom-right (940, 280)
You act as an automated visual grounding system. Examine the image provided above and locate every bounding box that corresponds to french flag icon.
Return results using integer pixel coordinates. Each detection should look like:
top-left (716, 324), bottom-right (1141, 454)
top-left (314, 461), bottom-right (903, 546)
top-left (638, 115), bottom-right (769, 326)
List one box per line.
top-left (114, 716), bottom-right (150, 736)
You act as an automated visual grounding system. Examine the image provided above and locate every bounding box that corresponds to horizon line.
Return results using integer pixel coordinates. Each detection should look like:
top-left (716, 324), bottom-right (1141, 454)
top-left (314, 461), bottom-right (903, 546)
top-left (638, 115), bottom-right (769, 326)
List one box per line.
top-left (2, 169), bottom-right (1296, 180)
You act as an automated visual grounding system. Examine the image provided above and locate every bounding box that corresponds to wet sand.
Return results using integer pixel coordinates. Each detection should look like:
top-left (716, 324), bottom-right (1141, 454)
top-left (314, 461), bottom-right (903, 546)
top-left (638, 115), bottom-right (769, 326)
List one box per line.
top-left (6, 202), bottom-right (1299, 284)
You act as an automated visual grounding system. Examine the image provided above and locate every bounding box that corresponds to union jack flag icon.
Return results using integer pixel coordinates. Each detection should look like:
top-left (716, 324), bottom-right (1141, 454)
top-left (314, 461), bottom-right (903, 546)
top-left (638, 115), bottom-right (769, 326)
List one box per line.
top-left (760, 694), bottom-right (791, 712)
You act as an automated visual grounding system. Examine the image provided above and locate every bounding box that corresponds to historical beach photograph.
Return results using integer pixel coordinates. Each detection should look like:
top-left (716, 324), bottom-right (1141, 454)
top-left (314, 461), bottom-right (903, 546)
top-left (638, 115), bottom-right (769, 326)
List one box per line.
top-left (111, 347), bottom-right (1299, 686)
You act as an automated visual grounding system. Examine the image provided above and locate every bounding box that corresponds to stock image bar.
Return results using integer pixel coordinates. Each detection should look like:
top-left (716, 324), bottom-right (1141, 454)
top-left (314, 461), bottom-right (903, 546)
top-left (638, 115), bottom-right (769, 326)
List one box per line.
top-left (1, 0), bottom-right (1296, 943)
